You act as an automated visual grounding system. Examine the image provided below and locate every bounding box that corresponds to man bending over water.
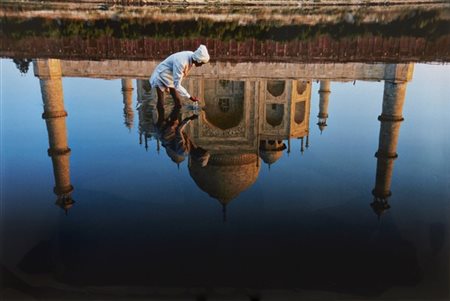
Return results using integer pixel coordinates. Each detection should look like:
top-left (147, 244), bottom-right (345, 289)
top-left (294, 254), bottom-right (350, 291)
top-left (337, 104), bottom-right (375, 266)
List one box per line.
top-left (149, 44), bottom-right (210, 109)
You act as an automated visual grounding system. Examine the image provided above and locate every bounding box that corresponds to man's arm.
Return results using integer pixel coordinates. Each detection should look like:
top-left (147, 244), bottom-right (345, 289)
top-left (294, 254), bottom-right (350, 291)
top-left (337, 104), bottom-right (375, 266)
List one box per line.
top-left (172, 60), bottom-right (191, 99)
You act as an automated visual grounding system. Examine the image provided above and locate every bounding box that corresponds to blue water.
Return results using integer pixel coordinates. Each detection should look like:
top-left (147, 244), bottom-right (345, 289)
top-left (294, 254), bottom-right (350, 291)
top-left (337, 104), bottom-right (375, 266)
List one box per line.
top-left (1, 60), bottom-right (449, 300)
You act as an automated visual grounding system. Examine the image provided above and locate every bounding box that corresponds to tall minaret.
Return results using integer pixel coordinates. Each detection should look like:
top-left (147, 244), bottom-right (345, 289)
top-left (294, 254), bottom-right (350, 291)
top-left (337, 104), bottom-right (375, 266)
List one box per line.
top-left (371, 78), bottom-right (407, 218)
top-left (35, 59), bottom-right (74, 212)
top-left (121, 79), bottom-right (134, 130)
top-left (317, 80), bottom-right (331, 133)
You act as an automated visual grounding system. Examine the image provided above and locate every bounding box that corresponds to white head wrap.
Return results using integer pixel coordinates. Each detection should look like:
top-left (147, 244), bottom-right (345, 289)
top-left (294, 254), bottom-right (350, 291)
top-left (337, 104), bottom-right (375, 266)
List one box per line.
top-left (192, 44), bottom-right (210, 64)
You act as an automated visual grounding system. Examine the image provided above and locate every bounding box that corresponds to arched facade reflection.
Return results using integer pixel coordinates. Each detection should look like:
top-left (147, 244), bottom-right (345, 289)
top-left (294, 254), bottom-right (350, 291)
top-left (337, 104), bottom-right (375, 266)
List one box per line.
top-left (177, 78), bottom-right (313, 214)
top-left (203, 80), bottom-right (244, 130)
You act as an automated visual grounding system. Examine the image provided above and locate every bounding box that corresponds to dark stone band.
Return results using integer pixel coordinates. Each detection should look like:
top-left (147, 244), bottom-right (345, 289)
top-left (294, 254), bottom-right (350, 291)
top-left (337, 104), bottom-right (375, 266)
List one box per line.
top-left (42, 110), bottom-right (68, 119)
top-left (317, 113), bottom-right (329, 118)
top-left (372, 189), bottom-right (392, 198)
top-left (375, 151), bottom-right (398, 159)
top-left (378, 115), bottom-right (404, 122)
top-left (48, 147), bottom-right (71, 157)
top-left (54, 185), bottom-right (74, 195)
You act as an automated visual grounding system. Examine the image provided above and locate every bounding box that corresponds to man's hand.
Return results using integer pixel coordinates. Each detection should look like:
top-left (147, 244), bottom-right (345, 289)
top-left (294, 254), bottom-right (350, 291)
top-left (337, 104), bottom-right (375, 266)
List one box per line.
top-left (189, 96), bottom-right (200, 102)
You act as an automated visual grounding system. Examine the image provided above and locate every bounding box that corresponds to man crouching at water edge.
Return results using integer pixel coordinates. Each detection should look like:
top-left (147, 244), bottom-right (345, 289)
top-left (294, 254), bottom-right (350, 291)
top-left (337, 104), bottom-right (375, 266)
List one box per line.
top-left (149, 44), bottom-right (210, 108)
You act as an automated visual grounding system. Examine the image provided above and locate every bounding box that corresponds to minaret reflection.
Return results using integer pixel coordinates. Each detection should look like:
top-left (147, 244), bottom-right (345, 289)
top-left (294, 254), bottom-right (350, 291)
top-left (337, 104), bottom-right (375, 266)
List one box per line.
top-left (35, 59), bottom-right (74, 212)
top-left (317, 80), bottom-right (331, 134)
top-left (137, 79), bottom-right (157, 151)
top-left (371, 78), bottom-right (407, 218)
top-left (121, 79), bottom-right (134, 130)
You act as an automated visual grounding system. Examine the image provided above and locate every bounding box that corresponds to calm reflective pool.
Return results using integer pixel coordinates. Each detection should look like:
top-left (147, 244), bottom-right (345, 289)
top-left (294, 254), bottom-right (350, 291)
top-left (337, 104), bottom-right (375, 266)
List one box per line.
top-left (1, 3), bottom-right (450, 300)
top-left (1, 59), bottom-right (449, 300)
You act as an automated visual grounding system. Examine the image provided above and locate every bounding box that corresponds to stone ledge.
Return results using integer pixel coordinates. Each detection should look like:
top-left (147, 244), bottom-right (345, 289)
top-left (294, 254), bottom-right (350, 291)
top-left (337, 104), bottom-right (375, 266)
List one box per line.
top-left (46, 60), bottom-right (414, 82)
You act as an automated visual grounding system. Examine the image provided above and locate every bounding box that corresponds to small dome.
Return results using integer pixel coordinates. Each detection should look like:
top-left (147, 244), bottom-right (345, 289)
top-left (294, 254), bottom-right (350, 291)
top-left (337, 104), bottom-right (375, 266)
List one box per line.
top-left (165, 147), bottom-right (186, 164)
top-left (260, 150), bottom-right (283, 165)
top-left (189, 153), bottom-right (260, 205)
top-left (259, 141), bottom-right (286, 165)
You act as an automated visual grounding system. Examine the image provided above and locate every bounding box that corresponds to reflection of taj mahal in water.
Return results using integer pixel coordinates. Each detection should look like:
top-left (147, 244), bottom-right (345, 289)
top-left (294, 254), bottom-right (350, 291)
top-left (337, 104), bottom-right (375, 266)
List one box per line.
top-left (33, 59), bottom-right (413, 218)
top-left (137, 76), bottom-right (313, 217)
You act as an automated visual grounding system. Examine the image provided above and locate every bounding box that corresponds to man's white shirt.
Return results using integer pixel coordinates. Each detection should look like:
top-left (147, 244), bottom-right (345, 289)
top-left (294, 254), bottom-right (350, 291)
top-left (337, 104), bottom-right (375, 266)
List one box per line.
top-left (150, 51), bottom-right (194, 99)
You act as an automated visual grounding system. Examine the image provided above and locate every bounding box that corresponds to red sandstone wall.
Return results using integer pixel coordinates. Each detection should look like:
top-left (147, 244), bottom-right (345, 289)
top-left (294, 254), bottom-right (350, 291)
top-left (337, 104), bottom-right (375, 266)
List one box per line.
top-left (2, 35), bottom-right (449, 62)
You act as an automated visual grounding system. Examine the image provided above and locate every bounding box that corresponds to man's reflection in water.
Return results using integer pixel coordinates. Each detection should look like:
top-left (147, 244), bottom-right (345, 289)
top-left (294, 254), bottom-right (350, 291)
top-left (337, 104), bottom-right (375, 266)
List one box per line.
top-left (138, 81), bottom-right (210, 168)
top-left (156, 102), bottom-right (210, 167)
